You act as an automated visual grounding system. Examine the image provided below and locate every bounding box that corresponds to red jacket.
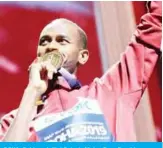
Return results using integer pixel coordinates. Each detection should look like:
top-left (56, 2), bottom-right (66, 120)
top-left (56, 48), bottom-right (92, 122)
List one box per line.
top-left (0, 1), bottom-right (162, 142)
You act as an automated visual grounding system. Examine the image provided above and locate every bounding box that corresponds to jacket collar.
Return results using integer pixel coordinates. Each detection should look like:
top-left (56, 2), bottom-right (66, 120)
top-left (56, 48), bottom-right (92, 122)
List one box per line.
top-left (57, 67), bottom-right (81, 90)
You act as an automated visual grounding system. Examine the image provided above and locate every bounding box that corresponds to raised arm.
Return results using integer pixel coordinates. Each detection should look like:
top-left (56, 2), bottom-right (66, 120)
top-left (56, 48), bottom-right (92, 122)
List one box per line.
top-left (100, 1), bottom-right (162, 107)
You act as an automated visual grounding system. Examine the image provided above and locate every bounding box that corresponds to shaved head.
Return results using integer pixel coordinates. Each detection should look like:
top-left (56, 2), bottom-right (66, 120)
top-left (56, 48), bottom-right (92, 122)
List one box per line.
top-left (43, 18), bottom-right (87, 49)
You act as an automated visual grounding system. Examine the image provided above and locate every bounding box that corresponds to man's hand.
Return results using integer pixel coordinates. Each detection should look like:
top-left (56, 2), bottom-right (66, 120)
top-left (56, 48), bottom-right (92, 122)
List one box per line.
top-left (28, 58), bottom-right (57, 97)
top-left (2, 57), bottom-right (58, 141)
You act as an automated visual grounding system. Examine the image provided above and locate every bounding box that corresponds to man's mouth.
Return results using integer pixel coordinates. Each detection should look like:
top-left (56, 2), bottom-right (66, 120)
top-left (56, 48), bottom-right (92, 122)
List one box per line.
top-left (42, 51), bottom-right (65, 69)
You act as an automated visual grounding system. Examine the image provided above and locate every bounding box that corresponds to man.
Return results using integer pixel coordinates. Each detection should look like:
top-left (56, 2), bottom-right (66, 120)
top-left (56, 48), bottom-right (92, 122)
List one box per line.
top-left (0, 1), bottom-right (162, 142)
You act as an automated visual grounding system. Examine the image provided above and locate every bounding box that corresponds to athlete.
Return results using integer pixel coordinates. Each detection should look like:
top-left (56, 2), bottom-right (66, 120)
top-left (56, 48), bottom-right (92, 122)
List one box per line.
top-left (0, 1), bottom-right (162, 141)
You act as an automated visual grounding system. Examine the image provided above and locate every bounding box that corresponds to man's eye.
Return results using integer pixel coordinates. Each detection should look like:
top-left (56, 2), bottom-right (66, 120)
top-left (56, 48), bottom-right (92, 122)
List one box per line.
top-left (56, 36), bottom-right (69, 45)
top-left (58, 38), bottom-right (68, 43)
top-left (39, 36), bottom-right (52, 46)
top-left (40, 39), bottom-right (48, 45)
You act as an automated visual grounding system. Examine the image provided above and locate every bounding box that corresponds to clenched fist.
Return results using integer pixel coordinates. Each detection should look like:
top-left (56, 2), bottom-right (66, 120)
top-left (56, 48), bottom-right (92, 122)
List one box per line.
top-left (28, 57), bottom-right (57, 96)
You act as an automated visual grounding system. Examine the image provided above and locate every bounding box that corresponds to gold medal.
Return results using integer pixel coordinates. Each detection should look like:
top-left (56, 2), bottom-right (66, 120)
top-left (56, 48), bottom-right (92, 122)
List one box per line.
top-left (41, 51), bottom-right (64, 69)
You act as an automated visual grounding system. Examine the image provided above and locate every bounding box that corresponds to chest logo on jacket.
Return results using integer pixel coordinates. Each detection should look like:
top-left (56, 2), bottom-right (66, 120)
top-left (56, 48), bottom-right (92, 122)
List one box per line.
top-left (34, 97), bottom-right (114, 142)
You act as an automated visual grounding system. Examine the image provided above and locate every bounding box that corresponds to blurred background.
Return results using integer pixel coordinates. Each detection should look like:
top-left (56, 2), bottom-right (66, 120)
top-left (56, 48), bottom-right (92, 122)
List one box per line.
top-left (0, 1), bottom-right (161, 141)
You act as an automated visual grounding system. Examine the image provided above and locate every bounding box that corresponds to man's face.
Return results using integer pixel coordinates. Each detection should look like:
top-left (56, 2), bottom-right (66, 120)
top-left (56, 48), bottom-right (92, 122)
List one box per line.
top-left (37, 21), bottom-right (85, 73)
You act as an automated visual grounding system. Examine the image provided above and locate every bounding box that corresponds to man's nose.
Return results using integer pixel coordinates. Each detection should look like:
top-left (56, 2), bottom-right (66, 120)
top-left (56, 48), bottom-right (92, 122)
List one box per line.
top-left (45, 42), bottom-right (59, 53)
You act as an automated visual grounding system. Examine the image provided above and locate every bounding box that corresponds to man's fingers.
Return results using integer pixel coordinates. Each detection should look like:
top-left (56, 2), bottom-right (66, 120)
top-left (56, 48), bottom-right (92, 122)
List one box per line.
top-left (29, 59), bottom-right (58, 81)
top-left (29, 64), bottom-right (42, 85)
top-left (48, 70), bottom-right (53, 80)
top-left (43, 61), bottom-right (58, 80)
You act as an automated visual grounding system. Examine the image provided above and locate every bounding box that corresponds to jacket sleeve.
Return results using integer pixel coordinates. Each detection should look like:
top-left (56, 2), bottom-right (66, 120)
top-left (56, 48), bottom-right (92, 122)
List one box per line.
top-left (0, 110), bottom-right (16, 141)
top-left (100, 1), bottom-right (162, 107)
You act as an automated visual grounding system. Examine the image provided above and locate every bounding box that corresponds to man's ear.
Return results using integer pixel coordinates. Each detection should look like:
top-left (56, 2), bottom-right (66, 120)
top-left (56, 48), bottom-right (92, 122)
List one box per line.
top-left (78, 49), bottom-right (89, 65)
